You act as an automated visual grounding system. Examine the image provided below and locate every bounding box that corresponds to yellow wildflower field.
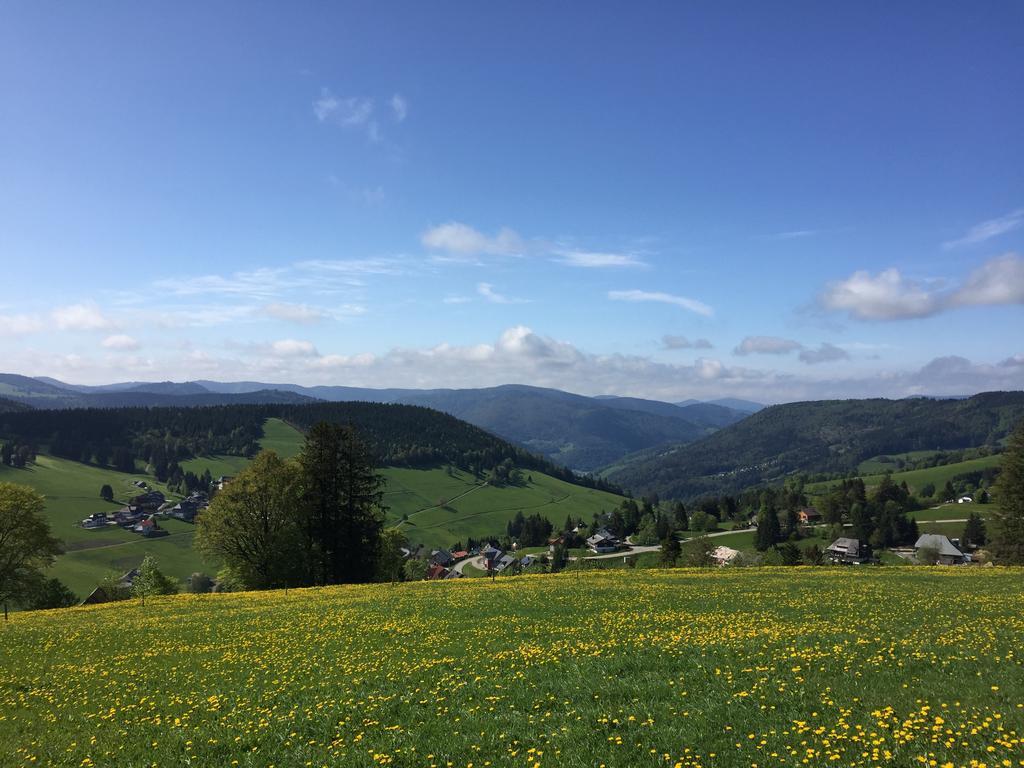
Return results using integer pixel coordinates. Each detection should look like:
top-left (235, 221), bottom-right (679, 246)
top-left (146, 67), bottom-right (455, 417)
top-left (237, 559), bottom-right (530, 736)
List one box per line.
top-left (1, 569), bottom-right (1022, 768)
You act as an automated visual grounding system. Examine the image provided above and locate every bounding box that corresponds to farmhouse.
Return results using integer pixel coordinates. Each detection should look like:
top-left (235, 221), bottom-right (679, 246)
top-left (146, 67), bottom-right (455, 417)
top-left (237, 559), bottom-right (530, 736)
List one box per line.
top-left (825, 537), bottom-right (872, 564)
top-left (494, 554), bottom-right (517, 574)
top-left (914, 534), bottom-right (969, 565)
top-left (130, 491), bottom-right (165, 510)
top-left (586, 527), bottom-right (620, 553)
top-left (482, 546), bottom-right (504, 571)
top-left (430, 549), bottom-right (455, 567)
top-left (957, 496), bottom-right (973, 504)
top-left (426, 564), bottom-right (449, 580)
top-left (798, 507), bottom-right (822, 525)
top-left (81, 512), bottom-right (110, 529)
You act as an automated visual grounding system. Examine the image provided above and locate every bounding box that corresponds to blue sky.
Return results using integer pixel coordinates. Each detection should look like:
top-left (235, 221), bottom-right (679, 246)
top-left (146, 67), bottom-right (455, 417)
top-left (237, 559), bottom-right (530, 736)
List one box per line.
top-left (1, 2), bottom-right (1022, 401)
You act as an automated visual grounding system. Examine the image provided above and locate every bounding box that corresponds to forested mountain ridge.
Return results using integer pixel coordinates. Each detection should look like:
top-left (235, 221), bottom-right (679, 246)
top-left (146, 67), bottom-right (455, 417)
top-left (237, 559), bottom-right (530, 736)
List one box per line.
top-left (604, 391), bottom-right (1024, 500)
top-left (0, 401), bottom-right (620, 493)
top-left (3, 376), bottom-right (749, 470)
top-left (0, 374), bottom-right (316, 408)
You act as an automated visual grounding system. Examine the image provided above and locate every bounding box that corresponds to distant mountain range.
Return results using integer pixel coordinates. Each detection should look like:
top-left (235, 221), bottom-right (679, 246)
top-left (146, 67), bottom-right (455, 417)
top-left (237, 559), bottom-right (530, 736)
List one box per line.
top-left (604, 390), bottom-right (1024, 499)
top-left (0, 374), bottom-right (757, 471)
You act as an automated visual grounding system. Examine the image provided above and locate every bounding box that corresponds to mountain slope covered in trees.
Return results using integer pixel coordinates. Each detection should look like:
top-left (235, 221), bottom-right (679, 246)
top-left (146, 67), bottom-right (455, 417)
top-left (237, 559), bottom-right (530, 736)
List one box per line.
top-left (605, 391), bottom-right (1024, 499)
top-left (0, 401), bottom-right (619, 493)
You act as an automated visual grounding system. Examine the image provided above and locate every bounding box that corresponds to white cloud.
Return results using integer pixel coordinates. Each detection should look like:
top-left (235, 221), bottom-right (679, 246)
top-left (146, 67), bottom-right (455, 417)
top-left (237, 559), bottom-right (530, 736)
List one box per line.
top-left (313, 88), bottom-right (373, 126)
top-left (477, 282), bottom-right (529, 304)
top-left (608, 289), bottom-right (713, 317)
top-left (798, 342), bottom-right (849, 365)
top-left (662, 335), bottom-right (712, 350)
top-left (556, 250), bottom-right (647, 268)
top-left (101, 334), bottom-right (140, 351)
top-left (0, 313), bottom-right (43, 335)
top-left (270, 339), bottom-right (319, 358)
top-left (943, 208), bottom-right (1024, 249)
top-left (261, 302), bottom-right (329, 324)
top-left (421, 222), bottom-right (524, 257)
top-left (52, 302), bottom-right (115, 331)
top-left (3, 326), bottom-right (1023, 402)
top-left (442, 295), bottom-right (472, 305)
top-left (951, 253), bottom-right (1024, 307)
top-left (821, 254), bottom-right (1024, 320)
top-left (390, 93), bottom-right (408, 122)
top-left (999, 353), bottom-right (1024, 368)
top-left (734, 336), bottom-right (803, 356)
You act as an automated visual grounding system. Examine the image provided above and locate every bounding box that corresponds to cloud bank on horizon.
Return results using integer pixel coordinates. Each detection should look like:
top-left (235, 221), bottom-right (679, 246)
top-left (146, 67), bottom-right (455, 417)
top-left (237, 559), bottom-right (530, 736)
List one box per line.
top-left (1, 3), bottom-right (1022, 403)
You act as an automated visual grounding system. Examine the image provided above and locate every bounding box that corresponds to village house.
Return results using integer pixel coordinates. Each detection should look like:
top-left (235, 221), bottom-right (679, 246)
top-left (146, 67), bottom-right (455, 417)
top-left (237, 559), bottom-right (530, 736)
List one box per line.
top-left (825, 537), bottom-right (872, 564)
top-left (129, 490), bottom-right (165, 510)
top-left (430, 549), bottom-right (455, 568)
top-left (482, 546), bottom-right (504, 571)
top-left (914, 534), bottom-right (969, 565)
top-left (798, 507), bottom-right (822, 525)
top-left (81, 512), bottom-right (110, 529)
top-left (520, 554), bottom-right (538, 569)
top-left (426, 563), bottom-right (449, 580)
top-left (450, 550), bottom-right (469, 562)
top-left (494, 554), bottom-right (517, 574)
top-left (586, 527), bottom-right (620, 554)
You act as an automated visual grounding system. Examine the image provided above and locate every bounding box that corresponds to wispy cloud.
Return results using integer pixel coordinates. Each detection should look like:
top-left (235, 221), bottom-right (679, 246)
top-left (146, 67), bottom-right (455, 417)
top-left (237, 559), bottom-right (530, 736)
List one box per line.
top-left (313, 88), bottom-right (373, 126)
top-left (798, 342), bottom-right (849, 364)
top-left (758, 229), bottom-right (820, 240)
top-left (820, 253), bottom-right (1024, 320)
top-left (101, 334), bottom-right (140, 351)
top-left (390, 93), bottom-right (408, 122)
top-left (556, 250), bottom-right (647, 268)
top-left (260, 302), bottom-right (329, 324)
top-left (422, 222), bottom-right (524, 258)
top-left (52, 302), bottom-right (116, 331)
top-left (661, 335), bottom-right (713, 350)
top-left (0, 312), bottom-right (43, 335)
top-left (608, 289), bottom-right (713, 317)
top-left (477, 282), bottom-right (529, 304)
top-left (943, 208), bottom-right (1024, 249)
top-left (734, 336), bottom-right (802, 356)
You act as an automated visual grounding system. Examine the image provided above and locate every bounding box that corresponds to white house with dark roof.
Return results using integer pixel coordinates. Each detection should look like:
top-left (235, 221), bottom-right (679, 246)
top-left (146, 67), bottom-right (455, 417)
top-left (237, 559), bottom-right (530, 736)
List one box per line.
top-left (914, 534), bottom-right (969, 565)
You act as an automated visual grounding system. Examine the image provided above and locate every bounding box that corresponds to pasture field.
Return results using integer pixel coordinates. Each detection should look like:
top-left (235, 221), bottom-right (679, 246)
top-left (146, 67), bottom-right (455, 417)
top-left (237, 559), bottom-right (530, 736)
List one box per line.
top-left (807, 454), bottom-right (1003, 498)
top-left (2, 418), bottom-right (628, 597)
top-left (1, 568), bottom-right (1022, 768)
top-left (387, 467), bottom-right (626, 550)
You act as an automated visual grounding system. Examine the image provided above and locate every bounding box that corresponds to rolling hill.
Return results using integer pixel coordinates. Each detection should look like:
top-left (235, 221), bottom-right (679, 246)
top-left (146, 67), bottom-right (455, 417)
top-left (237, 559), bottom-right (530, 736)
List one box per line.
top-left (4, 375), bottom-right (751, 471)
top-left (1, 409), bottom-right (630, 598)
top-left (605, 390), bottom-right (1024, 499)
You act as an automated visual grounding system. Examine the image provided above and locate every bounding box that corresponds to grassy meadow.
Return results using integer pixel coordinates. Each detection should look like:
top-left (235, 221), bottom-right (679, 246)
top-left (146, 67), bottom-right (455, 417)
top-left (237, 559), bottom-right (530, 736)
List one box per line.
top-left (2, 568), bottom-right (1022, 768)
top-left (2, 417), bottom-right (630, 597)
top-left (807, 454), bottom-right (1003, 499)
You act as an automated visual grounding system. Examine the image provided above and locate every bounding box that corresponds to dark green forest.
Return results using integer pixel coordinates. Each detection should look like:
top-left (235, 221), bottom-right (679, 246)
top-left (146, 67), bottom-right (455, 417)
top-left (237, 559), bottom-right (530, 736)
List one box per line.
top-left (605, 392), bottom-right (1024, 500)
top-left (0, 402), bottom-right (620, 493)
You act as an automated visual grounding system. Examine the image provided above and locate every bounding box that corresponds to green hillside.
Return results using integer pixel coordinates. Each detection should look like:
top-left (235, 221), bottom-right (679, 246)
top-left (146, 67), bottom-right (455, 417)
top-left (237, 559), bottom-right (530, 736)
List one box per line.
top-left (5, 417), bottom-right (627, 598)
top-left (383, 466), bottom-right (625, 550)
top-left (2, 569), bottom-right (1022, 768)
top-left (605, 391), bottom-right (1024, 499)
top-left (807, 453), bottom-right (1003, 496)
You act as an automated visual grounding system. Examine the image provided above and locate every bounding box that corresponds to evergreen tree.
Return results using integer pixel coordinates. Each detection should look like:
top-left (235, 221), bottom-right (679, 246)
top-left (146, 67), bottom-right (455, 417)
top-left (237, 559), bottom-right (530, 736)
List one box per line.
top-left (991, 420), bottom-right (1024, 564)
top-left (298, 422), bottom-right (386, 585)
top-left (961, 513), bottom-right (987, 548)
top-left (672, 501), bottom-right (689, 531)
top-left (99, 484), bottom-right (114, 503)
top-left (754, 506), bottom-right (781, 551)
top-left (660, 535), bottom-right (681, 566)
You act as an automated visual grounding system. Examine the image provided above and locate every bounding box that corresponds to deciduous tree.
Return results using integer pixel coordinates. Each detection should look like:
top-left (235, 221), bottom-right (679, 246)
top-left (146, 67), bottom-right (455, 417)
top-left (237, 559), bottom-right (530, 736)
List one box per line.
top-left (0, 482), bottom-right (63, 620)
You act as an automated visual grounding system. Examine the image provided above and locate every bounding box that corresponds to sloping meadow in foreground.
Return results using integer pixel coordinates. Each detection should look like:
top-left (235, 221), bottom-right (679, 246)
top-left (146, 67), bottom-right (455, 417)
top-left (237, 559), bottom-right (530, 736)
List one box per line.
top-left (2, 570), bottom-right (1022, 768)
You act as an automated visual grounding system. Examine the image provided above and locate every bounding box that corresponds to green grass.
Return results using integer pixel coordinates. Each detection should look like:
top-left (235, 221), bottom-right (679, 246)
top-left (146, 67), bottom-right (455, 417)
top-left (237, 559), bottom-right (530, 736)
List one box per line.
top-left (2, 569), bottom-right (1022, 768)
top-left (910, 500), bottom-right (997, 521)
top-left (808, 453), bottom-right (1003, 497)
top-left (3, 418), bottom-right (627, 598)
top-left (386, 467), bottom-right (626, 550)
